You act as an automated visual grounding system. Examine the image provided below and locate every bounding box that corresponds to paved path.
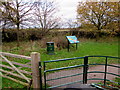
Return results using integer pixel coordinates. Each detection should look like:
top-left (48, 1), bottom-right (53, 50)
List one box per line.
top-left (45, 64), bottom-right (119, 88)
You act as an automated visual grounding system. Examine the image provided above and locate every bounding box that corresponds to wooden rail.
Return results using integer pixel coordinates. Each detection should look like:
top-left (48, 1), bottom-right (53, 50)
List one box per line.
top-left (1, 74), bottom-right (29, 86)
top-left (0, 64), bottom-right (31, 75)
top-left (0, 52), bottom-right (41, 89)
top-left (0, 52), bottom-right (31, 60)
top-left (2, 60), bottom-right (32, 68)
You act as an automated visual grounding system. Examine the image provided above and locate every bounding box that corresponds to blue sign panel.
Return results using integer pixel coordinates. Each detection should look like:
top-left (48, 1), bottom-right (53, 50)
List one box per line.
top-left (66, 36), bottom-right (80, 44)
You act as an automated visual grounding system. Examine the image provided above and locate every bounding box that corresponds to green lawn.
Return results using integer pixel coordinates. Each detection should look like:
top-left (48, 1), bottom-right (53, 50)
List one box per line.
top-left (1, 37), bottom-right (119, 88)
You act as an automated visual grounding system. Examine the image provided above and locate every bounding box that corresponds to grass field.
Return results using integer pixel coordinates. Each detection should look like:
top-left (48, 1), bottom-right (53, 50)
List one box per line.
top-left (1, 37), bottom-right (119, 88)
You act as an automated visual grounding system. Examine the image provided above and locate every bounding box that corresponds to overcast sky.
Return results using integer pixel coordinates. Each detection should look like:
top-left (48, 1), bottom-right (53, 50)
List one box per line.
top-left (24, 0), bottom-right (80, 21)
top-left (55, 0), bottom-right (80, 21)
top-left (53, 0), bottom-right (119, 21)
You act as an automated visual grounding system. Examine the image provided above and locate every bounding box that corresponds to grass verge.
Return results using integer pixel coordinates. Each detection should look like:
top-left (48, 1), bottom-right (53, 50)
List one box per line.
top-left (1, 37), bottom-right (119, 88)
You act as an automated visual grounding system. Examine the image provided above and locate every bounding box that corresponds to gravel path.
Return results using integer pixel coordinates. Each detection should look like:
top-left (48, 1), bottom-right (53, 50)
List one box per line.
top-left (45, 64), bottom-right (119, 88)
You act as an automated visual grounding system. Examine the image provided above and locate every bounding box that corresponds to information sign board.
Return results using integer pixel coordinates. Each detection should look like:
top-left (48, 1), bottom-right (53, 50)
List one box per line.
top-left (66, 36), bottom-right (80, 52)
top-left (66, 36), bottom-right (79, 44)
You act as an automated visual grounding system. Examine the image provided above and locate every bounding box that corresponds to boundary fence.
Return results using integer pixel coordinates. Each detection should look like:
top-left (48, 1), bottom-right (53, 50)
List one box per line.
top-left (0, 52), bottom-right (120, 90)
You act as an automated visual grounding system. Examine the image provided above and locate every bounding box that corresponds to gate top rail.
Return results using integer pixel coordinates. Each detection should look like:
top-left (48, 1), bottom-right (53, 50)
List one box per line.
top-left (0, 52), bottom-right (31, 60)
top-left (43, 55), bottom-right (120, 63)
top-left (87, 55), bottom-right (120, 59)
top-left (44, 57), bottom-right (85, 63)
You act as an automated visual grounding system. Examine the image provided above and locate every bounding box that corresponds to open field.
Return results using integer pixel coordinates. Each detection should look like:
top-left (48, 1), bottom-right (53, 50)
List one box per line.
top-left (1, 37), bottom-right (119, 88)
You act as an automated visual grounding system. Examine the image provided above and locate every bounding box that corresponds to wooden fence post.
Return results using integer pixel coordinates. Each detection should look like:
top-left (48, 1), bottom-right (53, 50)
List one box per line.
top-left (31, 52), bottom-right (41, 89)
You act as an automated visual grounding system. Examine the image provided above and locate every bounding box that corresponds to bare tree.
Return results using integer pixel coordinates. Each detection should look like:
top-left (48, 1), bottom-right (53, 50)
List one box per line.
top-left (33, 0), bottom-right (60, 36)
top-left (67, 19), bottom-right (80, 29)
top-left (0, 0), bottom-right (34, 46)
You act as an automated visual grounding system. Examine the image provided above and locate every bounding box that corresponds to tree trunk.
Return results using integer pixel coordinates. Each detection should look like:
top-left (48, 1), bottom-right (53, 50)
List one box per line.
top-left (2, 20), bottom-right (6, 41)
top-left (17, 24), bottom-right (20, 47)
top-left (97, 26), bottom-right (101, 30)
top-left (16, 0), bottom-right (20, 47)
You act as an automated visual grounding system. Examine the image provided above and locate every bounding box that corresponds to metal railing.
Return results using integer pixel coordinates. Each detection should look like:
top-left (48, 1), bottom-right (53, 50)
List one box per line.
top-left (41, 56), bottom-right (120, 90)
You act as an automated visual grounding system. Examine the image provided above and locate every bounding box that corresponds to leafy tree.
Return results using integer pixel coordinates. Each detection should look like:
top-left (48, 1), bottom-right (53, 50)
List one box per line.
top-left (77, 1), bottom-right (119, 30)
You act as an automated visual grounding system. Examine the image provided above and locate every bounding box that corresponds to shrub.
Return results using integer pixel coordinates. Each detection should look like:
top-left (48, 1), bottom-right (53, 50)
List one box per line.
top-left (51, 36), bottom-right (68, 50)
top-left (2, 30), bottom-right (17, 42)
top-left (2, 29), bottom-right (47, 42)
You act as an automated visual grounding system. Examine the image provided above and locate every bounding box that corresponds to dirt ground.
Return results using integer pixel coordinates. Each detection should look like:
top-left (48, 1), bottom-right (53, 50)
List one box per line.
top-left (45, 64), bottom-right (119, 88)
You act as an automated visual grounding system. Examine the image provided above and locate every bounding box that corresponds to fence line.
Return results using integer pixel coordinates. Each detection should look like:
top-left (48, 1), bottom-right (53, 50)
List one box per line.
top-left (1, 51), bottom-right (120, 89)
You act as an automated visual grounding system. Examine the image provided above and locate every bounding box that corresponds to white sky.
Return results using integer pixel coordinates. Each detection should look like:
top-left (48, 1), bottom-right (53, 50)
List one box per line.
top-left (24, 0), bottom-right (80, 21)
top-left (55, 0), bottom-right (80, 21)
top-left (53, 0), bottom-right (119, 21)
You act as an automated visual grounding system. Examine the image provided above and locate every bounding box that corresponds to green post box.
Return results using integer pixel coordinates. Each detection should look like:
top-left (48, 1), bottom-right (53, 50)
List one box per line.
top-left (46, 42), bottom-right (54, 55)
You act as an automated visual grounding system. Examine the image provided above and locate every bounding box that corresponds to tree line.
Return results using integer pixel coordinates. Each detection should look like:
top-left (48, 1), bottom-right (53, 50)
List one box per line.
top-left (0, 0), bottom-right (119, 45)
top-left (0, 0), bottom-right (60, 46)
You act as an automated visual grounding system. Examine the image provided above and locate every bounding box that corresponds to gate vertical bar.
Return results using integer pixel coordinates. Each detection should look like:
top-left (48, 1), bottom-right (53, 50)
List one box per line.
top-left (104, 57), bottom-right (108, 86)
top-left (43, 62), bottom-right (47, 90)
top-left (76, 43), bottom-right (77, 50)
top-left (39, 62), bottom-right (43, 90)
top-left (68, 41), bottom-right (70, 52)
top-left (83, 56), bottom-right (88, 84)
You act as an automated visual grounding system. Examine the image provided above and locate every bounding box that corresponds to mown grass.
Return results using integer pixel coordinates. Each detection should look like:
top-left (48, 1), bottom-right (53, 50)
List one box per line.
top-left (1, 37), bottom-right (119, 88)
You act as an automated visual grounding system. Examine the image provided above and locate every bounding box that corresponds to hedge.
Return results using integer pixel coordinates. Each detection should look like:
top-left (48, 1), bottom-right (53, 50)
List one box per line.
top-left (2, 29), bottom-right (120, 42)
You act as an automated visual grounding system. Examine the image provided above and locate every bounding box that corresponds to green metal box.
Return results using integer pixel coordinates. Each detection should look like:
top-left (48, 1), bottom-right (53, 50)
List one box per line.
top-left (46, 42), bottom-right (54, 55)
